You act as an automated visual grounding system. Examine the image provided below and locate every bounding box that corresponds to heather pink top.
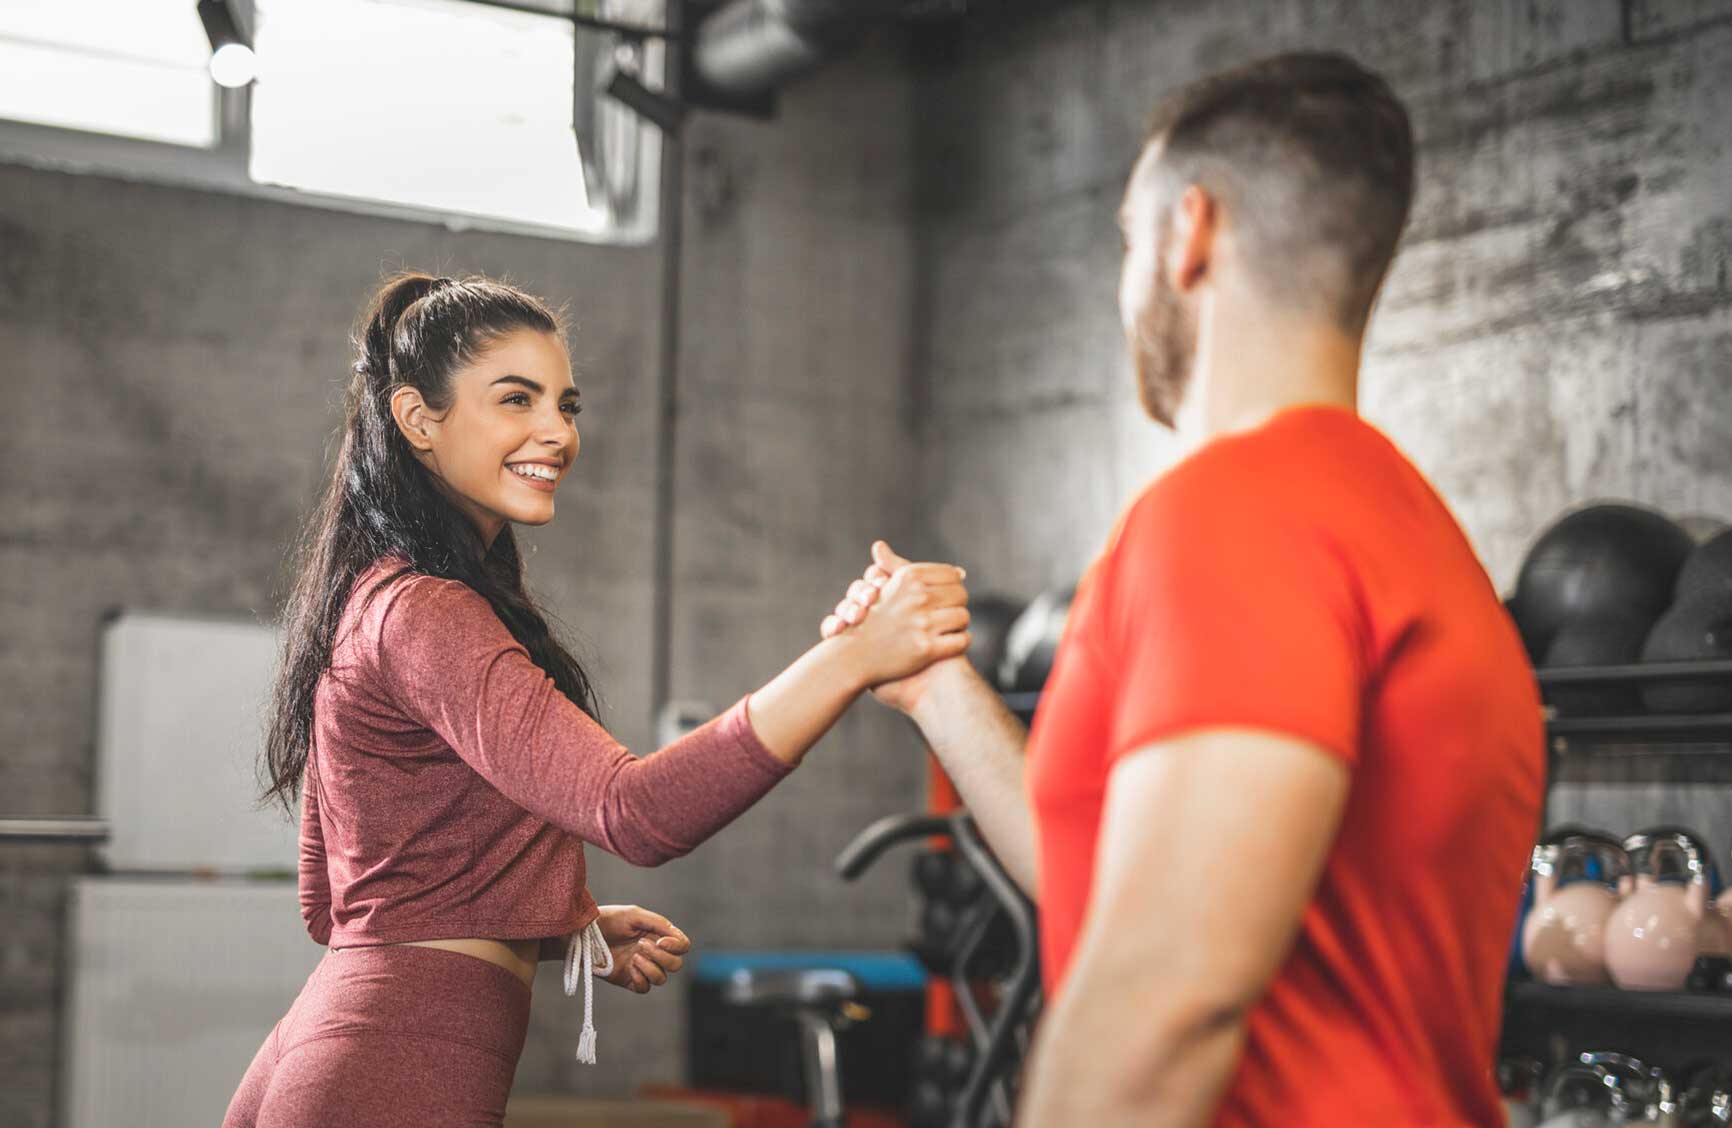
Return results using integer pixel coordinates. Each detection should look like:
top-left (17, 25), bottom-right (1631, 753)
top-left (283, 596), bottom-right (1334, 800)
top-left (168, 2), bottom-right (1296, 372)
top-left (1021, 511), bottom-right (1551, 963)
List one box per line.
top-left (298, 557), bottom-right (792, 948)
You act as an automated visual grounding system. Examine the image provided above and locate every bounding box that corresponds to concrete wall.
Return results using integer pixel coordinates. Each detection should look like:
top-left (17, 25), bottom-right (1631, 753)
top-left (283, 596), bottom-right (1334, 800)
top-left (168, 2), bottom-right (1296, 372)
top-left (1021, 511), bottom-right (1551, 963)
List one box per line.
top-left (524, 45), bottom-right (928, 1098)
top-left (908, 0), bottom-right (1732, 833)
top-left (913, 0), bottom-right (1732, 594)
top-left (0, 42), bottom-right (921, 1126)
top-left (0, 157), bottom-right (665, 1123)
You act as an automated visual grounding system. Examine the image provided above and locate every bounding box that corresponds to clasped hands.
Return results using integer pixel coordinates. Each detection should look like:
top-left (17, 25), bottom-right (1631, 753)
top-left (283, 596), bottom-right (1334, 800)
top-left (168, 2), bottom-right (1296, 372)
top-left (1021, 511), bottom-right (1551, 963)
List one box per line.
top-left (821, 540), bottom-right (978, 713)
top-left (587, 543), bottom-right (971, 998)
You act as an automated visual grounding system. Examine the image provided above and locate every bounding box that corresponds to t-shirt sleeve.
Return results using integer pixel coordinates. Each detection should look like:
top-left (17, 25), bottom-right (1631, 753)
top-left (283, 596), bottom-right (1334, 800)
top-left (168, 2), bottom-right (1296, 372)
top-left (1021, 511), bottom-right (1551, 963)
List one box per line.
top-left (371, 573), bottom-right (792, 866)
top-left (1101, 472), bottom-right (1370, 766)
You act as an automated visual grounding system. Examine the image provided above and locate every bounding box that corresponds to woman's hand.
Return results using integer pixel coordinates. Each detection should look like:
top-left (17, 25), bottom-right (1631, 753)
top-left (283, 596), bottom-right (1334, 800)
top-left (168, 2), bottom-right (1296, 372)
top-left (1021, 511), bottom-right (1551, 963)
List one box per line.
top-left (595, 904), bottom-right (691, 994)
top-left (829, 543), bottom-right (971, 686)
top-left (823, 541), bottom-right (976, 714)
top-left (738, 546), bottom-right (970, 766)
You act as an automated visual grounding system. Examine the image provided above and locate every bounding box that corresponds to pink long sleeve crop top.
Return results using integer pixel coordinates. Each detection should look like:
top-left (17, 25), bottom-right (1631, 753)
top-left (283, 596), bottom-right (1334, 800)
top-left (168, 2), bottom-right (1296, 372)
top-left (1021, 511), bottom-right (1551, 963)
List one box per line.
top-left (298, 557), bottom-right (792, 950)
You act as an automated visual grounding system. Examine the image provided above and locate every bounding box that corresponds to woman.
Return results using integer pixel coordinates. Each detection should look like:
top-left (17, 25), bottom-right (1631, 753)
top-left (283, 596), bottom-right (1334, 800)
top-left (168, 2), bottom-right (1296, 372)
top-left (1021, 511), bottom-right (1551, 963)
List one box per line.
top-left (222, 272), bottom-right (970, 1127)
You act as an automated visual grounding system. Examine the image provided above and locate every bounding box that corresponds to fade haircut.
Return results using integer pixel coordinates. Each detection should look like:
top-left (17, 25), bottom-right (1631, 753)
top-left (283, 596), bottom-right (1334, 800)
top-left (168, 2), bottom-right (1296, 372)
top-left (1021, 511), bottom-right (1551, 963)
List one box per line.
top-left (1142, 51), bottom-right (1415, 332)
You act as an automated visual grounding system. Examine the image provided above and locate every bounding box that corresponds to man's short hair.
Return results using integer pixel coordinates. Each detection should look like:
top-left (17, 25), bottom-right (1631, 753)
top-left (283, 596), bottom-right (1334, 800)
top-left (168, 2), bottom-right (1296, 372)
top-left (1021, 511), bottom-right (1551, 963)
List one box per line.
top-left (1143, 52), bottom-right (1415, 332)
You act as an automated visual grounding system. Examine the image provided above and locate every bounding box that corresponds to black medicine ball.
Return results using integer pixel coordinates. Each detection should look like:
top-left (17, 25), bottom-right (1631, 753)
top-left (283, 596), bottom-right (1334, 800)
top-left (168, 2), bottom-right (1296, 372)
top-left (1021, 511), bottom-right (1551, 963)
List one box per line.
top-left (965, 594), bottom-right (1027, 683)
top-left (1541, 612), bottom-right (1654, 716)
top-left (1511, 503), bottom-right (1694, 655)
top-left (1503, 596), bottom-right (1545, 664)
top-left (1640, 594), bottom-right (1732, 714)
top-left (1675, 530), bottom-right (1732, 604)
top-left (998, 586), bottom-right (1075, 693)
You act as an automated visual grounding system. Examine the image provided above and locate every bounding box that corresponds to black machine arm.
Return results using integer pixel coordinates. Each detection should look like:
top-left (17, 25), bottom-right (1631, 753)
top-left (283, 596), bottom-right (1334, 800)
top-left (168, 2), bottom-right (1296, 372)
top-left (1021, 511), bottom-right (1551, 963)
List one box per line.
top-left (834, 812), bottom-right (952, 882)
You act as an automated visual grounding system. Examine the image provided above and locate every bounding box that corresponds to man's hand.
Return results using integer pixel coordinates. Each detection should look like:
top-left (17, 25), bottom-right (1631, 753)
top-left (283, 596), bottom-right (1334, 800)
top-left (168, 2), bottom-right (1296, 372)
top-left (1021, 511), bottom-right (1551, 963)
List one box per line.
top-left (821, 540), bottom-right (1039, 895)
top-left (821, 541), bottom-right (970, 714)
top-left (594, 904), bottom-right (690, 995)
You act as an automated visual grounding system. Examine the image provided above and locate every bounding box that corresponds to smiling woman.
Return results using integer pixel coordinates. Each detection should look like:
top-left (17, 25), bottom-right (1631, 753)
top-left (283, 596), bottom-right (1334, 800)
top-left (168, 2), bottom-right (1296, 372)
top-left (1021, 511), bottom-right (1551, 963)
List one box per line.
top-left (264, 271), bottom-right (605, 774)
top-left (221, 270), bottom-right (974, 1127)
top-left (387, 326), bottom-right (584, 545)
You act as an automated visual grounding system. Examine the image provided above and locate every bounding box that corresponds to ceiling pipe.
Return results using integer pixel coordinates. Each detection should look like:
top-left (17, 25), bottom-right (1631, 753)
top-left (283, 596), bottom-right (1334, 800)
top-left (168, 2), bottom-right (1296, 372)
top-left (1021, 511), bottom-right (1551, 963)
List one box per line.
top-left (690, 0), bottom-right (874, 101)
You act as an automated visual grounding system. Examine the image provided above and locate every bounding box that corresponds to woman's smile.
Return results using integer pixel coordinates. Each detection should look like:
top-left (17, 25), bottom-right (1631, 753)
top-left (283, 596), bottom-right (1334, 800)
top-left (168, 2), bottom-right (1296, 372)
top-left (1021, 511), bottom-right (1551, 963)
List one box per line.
top-left (506, 460), bottom-right (561, 493)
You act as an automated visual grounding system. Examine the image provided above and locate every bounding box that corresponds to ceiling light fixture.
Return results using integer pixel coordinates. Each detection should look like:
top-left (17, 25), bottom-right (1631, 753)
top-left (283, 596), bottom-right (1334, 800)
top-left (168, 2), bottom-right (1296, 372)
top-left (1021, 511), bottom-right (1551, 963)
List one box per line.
top-left (198, 0), bottom-right (257, 88)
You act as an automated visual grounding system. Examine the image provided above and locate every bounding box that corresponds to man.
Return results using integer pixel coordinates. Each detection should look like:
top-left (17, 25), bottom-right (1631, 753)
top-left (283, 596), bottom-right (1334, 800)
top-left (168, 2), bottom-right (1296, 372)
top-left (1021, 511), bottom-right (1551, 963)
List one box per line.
top-left (824, 52), bottom-right (1544, 1126)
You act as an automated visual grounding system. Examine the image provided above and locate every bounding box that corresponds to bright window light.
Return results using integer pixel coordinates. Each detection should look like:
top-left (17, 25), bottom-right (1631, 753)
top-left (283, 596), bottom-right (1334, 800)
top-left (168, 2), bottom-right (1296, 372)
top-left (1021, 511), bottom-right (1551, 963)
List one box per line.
top-left (249, 0), bottom-right (597, 232)
top-left (0, 0), bottom-right (217, 148)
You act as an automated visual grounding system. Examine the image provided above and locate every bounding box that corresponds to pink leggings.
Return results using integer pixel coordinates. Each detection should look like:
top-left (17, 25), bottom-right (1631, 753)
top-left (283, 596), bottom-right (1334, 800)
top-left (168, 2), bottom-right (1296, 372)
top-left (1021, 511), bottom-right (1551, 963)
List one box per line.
top-left (223, 944), bottom-right (531, 1128)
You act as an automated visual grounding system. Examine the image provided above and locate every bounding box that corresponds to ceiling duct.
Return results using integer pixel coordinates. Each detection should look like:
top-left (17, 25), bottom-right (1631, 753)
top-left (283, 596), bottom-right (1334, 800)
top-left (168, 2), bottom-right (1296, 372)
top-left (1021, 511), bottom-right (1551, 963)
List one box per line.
top-left (691, 0), bottom-right (871, 101)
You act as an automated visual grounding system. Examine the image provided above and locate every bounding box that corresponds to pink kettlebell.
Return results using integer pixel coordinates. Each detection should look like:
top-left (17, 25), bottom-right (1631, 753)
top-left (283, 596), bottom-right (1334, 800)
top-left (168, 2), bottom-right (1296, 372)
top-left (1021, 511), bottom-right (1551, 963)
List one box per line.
top-left (1607, 831), bottom-right (1707, 992)
top-left (1523, 832), bottom-right (1630, 987)
top-left (1714, 886), bottom-right (1732, 957)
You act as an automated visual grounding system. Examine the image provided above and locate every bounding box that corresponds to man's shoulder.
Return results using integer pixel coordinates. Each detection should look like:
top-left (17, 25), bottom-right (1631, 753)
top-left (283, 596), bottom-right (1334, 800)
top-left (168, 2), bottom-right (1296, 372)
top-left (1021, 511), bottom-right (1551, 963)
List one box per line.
top-left (1119, 409), bottom-right (1405, 543)
top-left (1113, 430), bottom-right (1295, 549)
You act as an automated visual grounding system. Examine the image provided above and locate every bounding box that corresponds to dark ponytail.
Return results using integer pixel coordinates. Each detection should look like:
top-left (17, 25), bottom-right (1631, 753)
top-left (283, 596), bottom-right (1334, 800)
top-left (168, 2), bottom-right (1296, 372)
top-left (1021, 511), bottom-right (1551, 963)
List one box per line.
top-left (261, 271), bottom-right (600, 813)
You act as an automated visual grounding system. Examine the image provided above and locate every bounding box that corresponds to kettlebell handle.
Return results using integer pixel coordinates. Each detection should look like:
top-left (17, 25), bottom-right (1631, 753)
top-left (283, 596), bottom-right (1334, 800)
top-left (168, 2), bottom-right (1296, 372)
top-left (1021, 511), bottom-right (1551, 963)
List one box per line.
top-left (1531, 830), bottom-right (1629, 889)
top-left (1623, 831), bottom-right (1706, 884)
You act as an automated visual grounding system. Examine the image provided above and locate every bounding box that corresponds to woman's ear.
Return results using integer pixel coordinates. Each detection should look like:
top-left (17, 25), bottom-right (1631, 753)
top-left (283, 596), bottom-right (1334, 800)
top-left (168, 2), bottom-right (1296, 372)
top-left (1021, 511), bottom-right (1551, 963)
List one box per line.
top-left (390, 386), bottom-right (435, 452)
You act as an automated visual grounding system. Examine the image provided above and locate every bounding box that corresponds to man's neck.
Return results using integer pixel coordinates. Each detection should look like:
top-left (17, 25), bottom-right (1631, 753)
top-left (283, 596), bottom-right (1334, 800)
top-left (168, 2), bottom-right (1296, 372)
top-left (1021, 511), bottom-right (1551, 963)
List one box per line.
top-left (1175, 297), bottom-right (1365, 449)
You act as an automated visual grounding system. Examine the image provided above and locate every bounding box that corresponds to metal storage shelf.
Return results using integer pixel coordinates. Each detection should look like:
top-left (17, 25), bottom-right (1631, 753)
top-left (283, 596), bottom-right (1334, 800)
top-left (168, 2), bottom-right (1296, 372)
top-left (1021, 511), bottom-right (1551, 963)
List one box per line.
top-left (1546, 713), bottom-right (1732, 740)
top-left (1538, 659), bottom-right (1732, 686)
top-left (1501, 983), bottom-right (1732, 1073)
top-left (1004, 660), bottom-right (1732, 742)
top-left (1508, 658), bottom-right (1732, 1067)
top-left (1538, 658), bottom-right (1732, 748)
top-left (1506, 981), bottom-right (1732, 1022)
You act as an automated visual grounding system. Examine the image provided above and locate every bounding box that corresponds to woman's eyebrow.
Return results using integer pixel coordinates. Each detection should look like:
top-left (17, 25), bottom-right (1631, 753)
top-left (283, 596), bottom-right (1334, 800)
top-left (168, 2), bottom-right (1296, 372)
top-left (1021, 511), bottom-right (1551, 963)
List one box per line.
top-left (490, 374), bottom-right (579, 399)
top-left (490, 374), bottom-right (544, 393)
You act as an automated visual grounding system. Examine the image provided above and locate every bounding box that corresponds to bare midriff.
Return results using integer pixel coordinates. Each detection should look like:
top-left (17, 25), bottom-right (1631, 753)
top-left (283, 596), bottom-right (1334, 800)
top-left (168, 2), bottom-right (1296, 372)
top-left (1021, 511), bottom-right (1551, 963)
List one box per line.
top-left (340, 938), bottom-right (543, 988)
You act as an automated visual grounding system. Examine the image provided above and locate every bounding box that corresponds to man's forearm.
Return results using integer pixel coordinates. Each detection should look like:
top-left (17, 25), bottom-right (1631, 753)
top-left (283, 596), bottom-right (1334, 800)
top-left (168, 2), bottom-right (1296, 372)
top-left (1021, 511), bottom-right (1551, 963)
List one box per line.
top-left (907, 660), bottom-right (1037, 895)
top-left (1019, 980), bottom-right (1248, 1126)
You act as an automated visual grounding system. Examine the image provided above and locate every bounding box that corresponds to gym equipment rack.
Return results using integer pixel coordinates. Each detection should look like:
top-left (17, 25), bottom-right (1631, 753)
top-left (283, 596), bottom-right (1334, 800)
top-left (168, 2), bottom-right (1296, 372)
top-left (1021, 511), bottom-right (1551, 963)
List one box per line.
top-left (1507, 657), bottom-right (1732, 1074)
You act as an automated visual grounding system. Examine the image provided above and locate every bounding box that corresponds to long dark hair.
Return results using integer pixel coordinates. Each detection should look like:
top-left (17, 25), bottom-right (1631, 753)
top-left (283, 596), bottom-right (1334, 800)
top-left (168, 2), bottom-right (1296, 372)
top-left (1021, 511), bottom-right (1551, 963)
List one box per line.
top-left (262, 271), bottom-right (600, 813)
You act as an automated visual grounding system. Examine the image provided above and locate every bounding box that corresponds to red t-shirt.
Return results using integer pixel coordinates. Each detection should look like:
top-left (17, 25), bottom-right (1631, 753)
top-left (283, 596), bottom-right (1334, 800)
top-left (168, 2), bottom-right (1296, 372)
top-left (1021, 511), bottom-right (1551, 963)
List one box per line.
top-left (1027, 406), bottom-right (1544, 1127)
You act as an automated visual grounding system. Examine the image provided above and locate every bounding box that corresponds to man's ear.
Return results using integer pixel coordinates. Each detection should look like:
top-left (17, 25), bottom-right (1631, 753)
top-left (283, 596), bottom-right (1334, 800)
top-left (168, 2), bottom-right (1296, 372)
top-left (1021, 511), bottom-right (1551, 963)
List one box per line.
top-left (390, 386), bottom-right (436, 452)
top-left (1169, 185), bottom-right (1218, 293)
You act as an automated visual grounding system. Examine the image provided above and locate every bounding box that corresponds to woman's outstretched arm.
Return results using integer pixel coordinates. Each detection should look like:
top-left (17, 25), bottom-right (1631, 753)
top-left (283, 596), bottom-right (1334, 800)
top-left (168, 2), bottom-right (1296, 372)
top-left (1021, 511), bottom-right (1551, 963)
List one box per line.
top-left (369, 563), bottom-right (968, 866)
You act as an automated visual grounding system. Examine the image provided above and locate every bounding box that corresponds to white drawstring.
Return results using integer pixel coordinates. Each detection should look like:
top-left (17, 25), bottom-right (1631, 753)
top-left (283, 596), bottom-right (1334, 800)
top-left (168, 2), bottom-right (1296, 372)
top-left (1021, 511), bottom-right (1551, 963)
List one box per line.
top-left (563, 919), bottom-right (613, 1064)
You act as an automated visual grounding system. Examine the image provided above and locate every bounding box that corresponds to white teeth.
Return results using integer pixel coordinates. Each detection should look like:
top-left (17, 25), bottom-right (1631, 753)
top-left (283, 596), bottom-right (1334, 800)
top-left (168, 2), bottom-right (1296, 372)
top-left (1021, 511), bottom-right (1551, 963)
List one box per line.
top-left (509, 463), bottom-right (557, 481)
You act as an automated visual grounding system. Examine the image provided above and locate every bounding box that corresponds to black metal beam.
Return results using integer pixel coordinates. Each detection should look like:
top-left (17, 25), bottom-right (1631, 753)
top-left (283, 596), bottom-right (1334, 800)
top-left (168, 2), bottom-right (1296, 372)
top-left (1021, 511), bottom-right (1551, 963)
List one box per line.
top-left (457, 0), bottom-right (683, 40)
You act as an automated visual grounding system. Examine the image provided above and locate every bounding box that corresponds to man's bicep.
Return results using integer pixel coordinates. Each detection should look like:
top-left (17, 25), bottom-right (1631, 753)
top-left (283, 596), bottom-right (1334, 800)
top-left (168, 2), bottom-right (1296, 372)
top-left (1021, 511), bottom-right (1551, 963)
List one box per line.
top-left (1085, 729), bottom-right (1351, 1007)
top-left (1104, 491), bottom-right (1368, 767)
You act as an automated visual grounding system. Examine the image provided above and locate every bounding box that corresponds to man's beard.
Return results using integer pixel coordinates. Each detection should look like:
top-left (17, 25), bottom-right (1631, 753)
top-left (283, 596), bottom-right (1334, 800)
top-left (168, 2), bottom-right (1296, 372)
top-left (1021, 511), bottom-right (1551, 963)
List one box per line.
top-left (1132, 255), bottom-right (1198, 429)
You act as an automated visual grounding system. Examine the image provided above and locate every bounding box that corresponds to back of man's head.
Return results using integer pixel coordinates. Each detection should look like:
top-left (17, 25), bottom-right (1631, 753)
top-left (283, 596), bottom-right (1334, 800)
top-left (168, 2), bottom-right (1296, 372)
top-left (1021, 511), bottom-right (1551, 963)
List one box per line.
top-left (1141, 51), bottom-right (1415, 334)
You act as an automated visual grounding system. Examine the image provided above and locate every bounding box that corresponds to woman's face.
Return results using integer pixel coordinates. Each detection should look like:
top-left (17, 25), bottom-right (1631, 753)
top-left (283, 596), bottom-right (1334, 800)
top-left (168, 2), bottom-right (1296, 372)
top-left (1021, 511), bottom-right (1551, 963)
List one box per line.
top-left (395, 328), bottom-right (581, 544)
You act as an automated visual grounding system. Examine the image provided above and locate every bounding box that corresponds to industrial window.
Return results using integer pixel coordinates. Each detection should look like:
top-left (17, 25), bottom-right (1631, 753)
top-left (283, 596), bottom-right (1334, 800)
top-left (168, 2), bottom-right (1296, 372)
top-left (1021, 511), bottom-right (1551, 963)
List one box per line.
top-left (0, 0), bottom-right (662, 244)
top-left (0, 0), bottom-right (218, 148)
